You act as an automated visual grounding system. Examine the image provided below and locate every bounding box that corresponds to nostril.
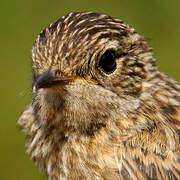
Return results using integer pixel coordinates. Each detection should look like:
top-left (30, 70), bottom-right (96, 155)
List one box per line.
top-left (49, 69), bottom-right (62, 77)
top-left (55, 70), bottom-right (62, 77)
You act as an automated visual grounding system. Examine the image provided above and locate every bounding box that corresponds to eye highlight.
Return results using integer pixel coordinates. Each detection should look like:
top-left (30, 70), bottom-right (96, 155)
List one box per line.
top-left (98, 50), bottom-right (116, 74)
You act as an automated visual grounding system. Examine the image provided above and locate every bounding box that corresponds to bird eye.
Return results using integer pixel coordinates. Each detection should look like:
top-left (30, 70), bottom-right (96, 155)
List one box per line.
top-left (98, 50), bottom-right (116, 74)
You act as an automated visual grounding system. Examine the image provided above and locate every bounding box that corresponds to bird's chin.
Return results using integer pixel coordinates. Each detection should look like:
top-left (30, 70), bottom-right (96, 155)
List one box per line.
top-left (31, 87), bottom-right (65, 130)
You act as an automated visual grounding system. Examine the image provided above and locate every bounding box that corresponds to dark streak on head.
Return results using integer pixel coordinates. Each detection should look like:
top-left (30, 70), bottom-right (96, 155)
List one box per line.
top-left (141, 148), bottom-right (148, 156)
top-left (49, 18), bottom-right (63, 34)
top-left (153, 151), bottom-right (166, 160)
top-left (166, 116), bottom-right (180, 125)
top-left (39, 29), bottom-right (47, 45)
top-left (161, 106), bottom-right (177, 115)
top-left (145, 107), bottom-right (156, 114)
top-left (175, 129), bottom-right (180, 141)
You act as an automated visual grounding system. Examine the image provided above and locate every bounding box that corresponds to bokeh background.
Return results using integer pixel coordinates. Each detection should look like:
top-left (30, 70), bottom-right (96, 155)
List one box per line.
top-left (1, 0), bottom-right (180, 179)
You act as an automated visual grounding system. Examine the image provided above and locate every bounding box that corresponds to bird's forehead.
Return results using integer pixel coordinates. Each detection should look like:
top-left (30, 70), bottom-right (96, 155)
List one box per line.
top-left (32, 12), bottom-right (133, 75)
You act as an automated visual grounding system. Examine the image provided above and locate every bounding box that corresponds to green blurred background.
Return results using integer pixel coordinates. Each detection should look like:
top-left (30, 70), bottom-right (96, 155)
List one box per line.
top-left (1, 0), bottom-right (180, 179)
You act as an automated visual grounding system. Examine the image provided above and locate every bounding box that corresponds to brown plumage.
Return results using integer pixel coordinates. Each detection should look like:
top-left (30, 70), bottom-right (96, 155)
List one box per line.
top-left (18, 12), bottom-right (180, 180)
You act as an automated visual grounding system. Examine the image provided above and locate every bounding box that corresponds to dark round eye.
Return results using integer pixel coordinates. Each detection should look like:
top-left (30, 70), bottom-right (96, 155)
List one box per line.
top-left (98, 50), bottom-right (116, 74)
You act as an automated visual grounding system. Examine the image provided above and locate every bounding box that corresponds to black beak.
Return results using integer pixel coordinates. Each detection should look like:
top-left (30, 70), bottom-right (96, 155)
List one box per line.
top-left (32, 69), bottom-right (71, 93)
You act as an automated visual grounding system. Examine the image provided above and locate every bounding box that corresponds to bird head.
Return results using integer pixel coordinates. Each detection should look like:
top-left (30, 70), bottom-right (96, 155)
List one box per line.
top-left (31, 12), bottom-right (155, 136)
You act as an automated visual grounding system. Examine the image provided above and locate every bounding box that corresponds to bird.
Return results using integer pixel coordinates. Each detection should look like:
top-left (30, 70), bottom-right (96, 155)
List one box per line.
top-left (18, 12), bottom-right (180, 180)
